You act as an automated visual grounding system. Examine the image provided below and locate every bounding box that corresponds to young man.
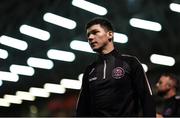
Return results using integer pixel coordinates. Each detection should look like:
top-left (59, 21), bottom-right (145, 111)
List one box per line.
top-left (156, 73), bottom-right (180, 117)
top-left (76, 17), bottom-right (155, 117)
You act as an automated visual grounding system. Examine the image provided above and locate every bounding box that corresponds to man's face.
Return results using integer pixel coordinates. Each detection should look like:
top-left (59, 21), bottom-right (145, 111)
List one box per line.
top-left (86, 24), bottom-right (112, 52)
top-left (156, 76), bottom-right (171, 94)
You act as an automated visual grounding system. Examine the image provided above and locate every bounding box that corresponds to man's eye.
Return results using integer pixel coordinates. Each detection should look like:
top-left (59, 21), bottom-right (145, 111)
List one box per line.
top-left (87, 33), bottom-right (90, 37)
top-left (87, 31), bottom-right (99, 37)
top-left (92, 31), bottom-right (98, 34)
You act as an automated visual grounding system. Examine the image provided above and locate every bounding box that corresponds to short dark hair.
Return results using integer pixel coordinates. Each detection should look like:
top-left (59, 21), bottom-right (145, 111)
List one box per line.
top-left (86, 17), bottom-right (114, 31)
top-left (161, 73), bottom-right (179, 89)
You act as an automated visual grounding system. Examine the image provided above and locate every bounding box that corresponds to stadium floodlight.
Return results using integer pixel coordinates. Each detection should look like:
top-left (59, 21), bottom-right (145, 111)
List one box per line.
top-left (0, 80), bottom-right (2, 86)
top-left (0, 71), bottom-right (19, 82)
top-left (150, 54), bottom-right (175, 66)
top-left (129, 18), bottom-right (162, 31)
top-left (29, 87), bottom-right (50, 98)
top-left (4, 95), bottom-right (22, 104)
top-left (43, 13), bottom-right (77, 29)
top-left (44, 83), bottom-right (66, 94)
top-left (10, 64), bottom-right (35, 76)
top-left (60, 78), bottom-right (82, 90)
top-left (27, 57), bottom-right (54, 69)
top-left (0, 98), bottom-right (10, 107)
top-left (0, 49), bottom-right (8, 59)
top-left (141, 63), bottom-right (148, 72)
top-left (47, 49), bottom-right (75, 62)
top-left (78, 73), bottom-right (83, 81)
top-left (170, 3), bottom-right (180, 13)
top-left (114, 32), bottom-right (128, 43)
top-left (70, 40), bottom-right (94, 53)
top-left (16, 91), bottom-right (35, 101)
top-left (20, 24), bottom-right (50, 41)
top-left (0, 35), bottom-right (28, 51)
top-left (72, 0), bottom-right (107, 16)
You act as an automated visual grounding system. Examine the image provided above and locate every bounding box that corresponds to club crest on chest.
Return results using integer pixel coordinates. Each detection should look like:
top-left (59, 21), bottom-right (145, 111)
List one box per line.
top-left (112, 67), bottom-right (125, 79)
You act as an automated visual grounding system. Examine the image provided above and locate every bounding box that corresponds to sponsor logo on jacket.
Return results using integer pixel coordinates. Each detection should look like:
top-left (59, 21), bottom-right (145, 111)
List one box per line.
top-left (112, 67), bottom-right (125, 79)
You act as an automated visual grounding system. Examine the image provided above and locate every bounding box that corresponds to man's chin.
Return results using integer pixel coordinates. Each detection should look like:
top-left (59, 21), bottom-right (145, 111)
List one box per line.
top-left (157, 91), bottom-right (166, 97)
top-left (92, 48), bottom-right (100, 52)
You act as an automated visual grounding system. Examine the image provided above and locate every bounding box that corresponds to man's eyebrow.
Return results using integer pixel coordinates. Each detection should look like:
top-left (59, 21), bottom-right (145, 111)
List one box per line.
top-left (87, 29), bottom-right (97, 36)
top-left (88, 29), bottom-right (98, 33)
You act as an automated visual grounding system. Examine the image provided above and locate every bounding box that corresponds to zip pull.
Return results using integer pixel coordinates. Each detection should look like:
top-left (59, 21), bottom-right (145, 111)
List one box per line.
top-left (103, 60), bottom-right (106, 79)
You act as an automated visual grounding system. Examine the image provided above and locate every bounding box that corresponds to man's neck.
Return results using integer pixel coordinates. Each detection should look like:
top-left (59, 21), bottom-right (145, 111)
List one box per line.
top-left (100, 45), bottom-right (114, 54)
top-left (164, 90), bottom-right (176, 99)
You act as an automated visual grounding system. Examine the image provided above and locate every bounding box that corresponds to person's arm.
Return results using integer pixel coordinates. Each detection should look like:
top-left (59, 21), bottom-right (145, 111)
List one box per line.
top-left (131, 57), bottom-right (156, 116)
top-left (76, 67), bottom-right (91, 116)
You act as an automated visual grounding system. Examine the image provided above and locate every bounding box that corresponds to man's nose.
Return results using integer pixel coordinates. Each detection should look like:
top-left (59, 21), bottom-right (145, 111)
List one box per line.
top-left (88, 37), bottom-right (93, 42)
top-left (88, 34), bottom-right (94, 41)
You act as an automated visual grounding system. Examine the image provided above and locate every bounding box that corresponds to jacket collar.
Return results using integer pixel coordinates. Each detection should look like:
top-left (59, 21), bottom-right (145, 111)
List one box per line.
top-left (98, 49), bottom-right (119, 60)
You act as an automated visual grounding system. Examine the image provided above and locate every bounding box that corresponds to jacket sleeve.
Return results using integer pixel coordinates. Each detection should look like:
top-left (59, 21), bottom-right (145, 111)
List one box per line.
top-left (76, 67), bottom-right (91, 116)
top-left (175, 98), bottom-right (180, 116)
top-left (131, 57), bottom-right (156, 116)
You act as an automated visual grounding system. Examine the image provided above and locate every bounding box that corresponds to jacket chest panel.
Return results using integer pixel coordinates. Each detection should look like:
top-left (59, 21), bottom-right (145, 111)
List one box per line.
top-left (88, 62), bottom-right (132, 91)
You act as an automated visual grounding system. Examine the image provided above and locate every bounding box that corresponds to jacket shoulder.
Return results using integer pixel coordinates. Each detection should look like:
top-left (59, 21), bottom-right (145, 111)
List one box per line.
top-left (84, 61), bottom-right (97, 72)
top-left (121, 54), bottom-right (139, 62)
top-left (120, 54), bottom-right (143, 69)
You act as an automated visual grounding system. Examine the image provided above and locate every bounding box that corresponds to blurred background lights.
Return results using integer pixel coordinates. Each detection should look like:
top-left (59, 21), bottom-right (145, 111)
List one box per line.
top-left (44, 83), bottom-right (66, 94)
top-left (114, 32), bottom-right (128, 43)
top-left (30, 105), bottom-right (38, 114)
top-left (169, 3), bottom-right (180, 13)
top-left (27, 57), bottom-right (54, 69)
top-left (4, 95), bottom-right (22, 104)
top-left (78, 73), bottom-right (83, 82)
top-left (60, 78), bottom-right (82, 90)
top-left (16, 91), bottom-right (35, 101)
top-left (70, 40), bottom-right (94, 53)
top-left (43, 13), bottom-right (77, 29)
top-left (141, 63), bottom-right (148, 72)
top-left (0, 80), bottom-right (3, 87)
top-left (0, 98), bottom-right (10, 107)
top-left (72, 0), bottom-right (107, 16)
top-left (10, 64), bottom-right (35, 76)
top-left (0, 71), bottom-right (19, 82)
top-left (129, 18), bottom-right (162, 31)
top-left (19, 25), bottom-right (50, 41)
top-left (0, 49), bottom-right (8, 59)
top-left (150, 54), bottom-right (175, 66)
top-left (47, 49), bottom-right (75, 62)
top-left (29, 87), bottom-right (50, 98)
top-left (0, 35), bottom-right (28, 51)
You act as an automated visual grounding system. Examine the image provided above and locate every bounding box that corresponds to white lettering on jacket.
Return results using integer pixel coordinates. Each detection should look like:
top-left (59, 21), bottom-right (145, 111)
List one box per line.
top-left (89, 77), bottom-right (97, 82)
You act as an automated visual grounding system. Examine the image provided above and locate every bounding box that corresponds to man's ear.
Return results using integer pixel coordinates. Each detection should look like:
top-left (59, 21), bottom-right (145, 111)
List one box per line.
top-left (108, 31), bottom-right (113, 38)
top-left (108, 31), bottom-right (113, 41)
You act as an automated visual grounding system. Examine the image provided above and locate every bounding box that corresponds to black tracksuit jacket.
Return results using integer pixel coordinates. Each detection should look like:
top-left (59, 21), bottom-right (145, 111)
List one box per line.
top-left (156, 95), bottom-right (180, 117)
top-left (76, 49), bottom-right (156, 117)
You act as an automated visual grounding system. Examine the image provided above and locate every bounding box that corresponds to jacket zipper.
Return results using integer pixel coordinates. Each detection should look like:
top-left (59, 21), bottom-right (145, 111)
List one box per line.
top-left (103, 60), bottom-right (106, 79)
